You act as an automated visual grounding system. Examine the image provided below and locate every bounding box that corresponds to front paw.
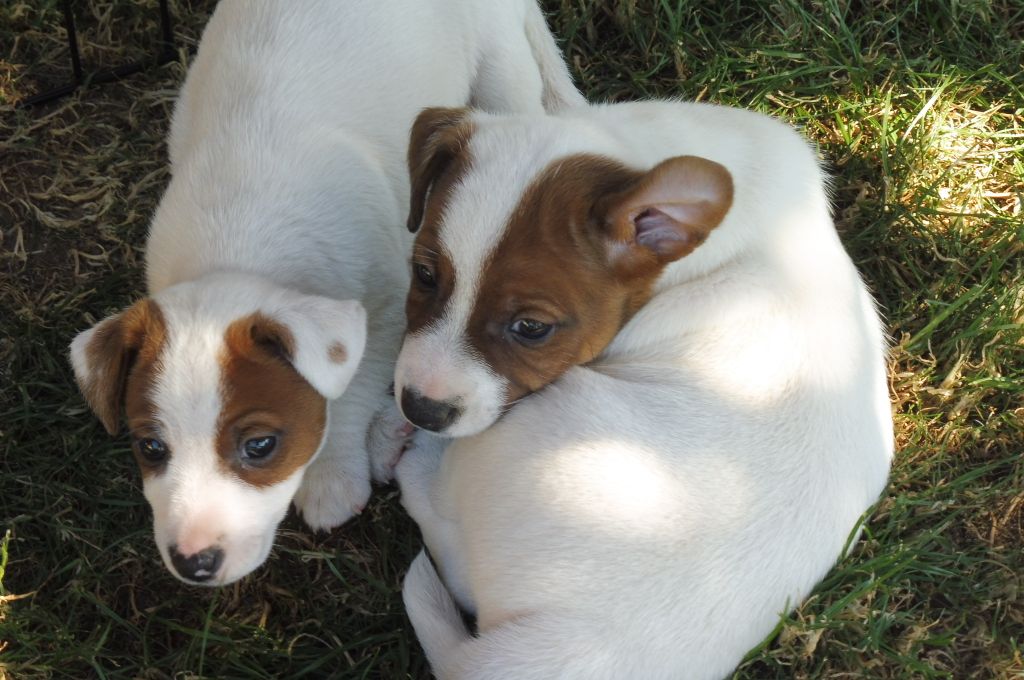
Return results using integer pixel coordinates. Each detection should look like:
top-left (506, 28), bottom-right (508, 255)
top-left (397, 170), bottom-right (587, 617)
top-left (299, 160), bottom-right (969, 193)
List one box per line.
top-left (366, 401), bottom-right (415, 483)
top-left (395, 431), bottom-right (452, 530)
top-left (395, 430), bottom-right (447, 488)
top-left (293, 462), bottom-right (371, 532)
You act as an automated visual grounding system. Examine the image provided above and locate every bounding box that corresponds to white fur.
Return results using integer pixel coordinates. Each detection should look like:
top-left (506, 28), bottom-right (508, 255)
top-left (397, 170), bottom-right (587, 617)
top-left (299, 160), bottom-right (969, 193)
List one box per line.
top-left (394, 326), bottom-right (508, 437)
top-left (70, 0), bottom-right (583, 585)
top-left (396, 102), bottom-right (894, 678)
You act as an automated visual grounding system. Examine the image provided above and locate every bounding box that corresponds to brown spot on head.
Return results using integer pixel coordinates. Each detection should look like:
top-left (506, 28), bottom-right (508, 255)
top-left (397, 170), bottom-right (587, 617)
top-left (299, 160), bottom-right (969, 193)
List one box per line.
top-left (216, 313), bottom-right (327, 488)
top-left (328, 342), bottom-right (347, 364)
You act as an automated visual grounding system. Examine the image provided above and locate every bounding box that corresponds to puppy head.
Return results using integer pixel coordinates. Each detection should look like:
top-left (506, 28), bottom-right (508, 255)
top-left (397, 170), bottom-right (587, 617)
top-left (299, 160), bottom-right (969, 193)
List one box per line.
top-left (70, 274), bottom-right (365, 585)
top-left (395, 108), bottom-right (733, 436)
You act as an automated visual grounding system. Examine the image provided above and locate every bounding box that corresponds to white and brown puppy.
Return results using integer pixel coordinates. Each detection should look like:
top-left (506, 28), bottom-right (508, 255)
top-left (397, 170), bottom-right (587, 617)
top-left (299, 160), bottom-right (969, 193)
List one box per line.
top-left (394, 103), bottom-right (894, 679)
top-left (69, 0), bottom-right (583, 586)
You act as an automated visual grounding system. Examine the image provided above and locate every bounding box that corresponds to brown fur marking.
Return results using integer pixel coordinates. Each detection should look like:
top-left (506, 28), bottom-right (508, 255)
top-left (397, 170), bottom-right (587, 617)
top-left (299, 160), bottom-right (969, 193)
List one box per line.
top-left (328, 342), bottom-right (347, 364)
top-left (407, 107), bottom-right (474, 234)
top-left (405, 107), bottom-right (474, 334)
top-left (80, 299), bottom-right (168, 438)
top-left (461, 154), bottom-right (656, 404)
top-left (85, 300), bottom-right (170, 478)
top-left (459, 153), bottom-right (732, 405)
top-left (217, 313), bottom-right (327, 488)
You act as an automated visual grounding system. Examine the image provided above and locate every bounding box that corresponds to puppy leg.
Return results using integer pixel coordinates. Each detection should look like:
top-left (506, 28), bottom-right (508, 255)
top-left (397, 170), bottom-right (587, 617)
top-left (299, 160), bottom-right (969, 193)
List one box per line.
top-left (521, 1), bottom-right (586, 111)
top-left (403, 550), bottom-right (472, 670)
top-left (396, 431), bottom-right (475, 613)
top-left (366, 397), bottom-right (414, 483)
top-left (395, 429), bottom-right (447, 525)
top-left (405, 577), bottom-right (619, 680)
top-left (293, 371), bottom-right (377, 531)
top-left (470, 36), bottom-right (546, 114)
top-left (469, 3), bottom-right (584, 114)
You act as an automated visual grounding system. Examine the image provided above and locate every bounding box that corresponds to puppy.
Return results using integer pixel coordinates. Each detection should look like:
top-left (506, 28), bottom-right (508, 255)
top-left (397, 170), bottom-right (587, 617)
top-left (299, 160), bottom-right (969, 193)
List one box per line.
top-left (69, 0), bottom-right (583, 586)
top-left (394, 103), bottom-right (894, 679)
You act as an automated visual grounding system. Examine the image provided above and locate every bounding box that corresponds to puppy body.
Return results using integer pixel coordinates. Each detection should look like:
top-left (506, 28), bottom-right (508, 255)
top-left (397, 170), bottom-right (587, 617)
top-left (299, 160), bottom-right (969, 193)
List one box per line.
top-left (396, 102), bottom-right (893, 678)
top-left (70, 0), bottom-right (582, 585)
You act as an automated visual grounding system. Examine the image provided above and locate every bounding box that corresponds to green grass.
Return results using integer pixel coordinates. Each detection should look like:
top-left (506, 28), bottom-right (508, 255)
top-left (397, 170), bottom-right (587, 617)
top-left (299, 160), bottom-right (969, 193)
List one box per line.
top-left (2, 0), bottom-right (1022, 678)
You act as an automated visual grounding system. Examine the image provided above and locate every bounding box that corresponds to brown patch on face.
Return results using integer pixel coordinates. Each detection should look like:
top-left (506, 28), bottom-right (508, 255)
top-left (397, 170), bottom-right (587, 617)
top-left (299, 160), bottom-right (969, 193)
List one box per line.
top-left (404, 107), bottom-right (474, 334)
top-left (457, 153), bottom-right (731, 407)
top-left (328, 342), bottom-right (347, 364)
top-left (461, 155), bottom-right (654, 404)
top-left (217, 313), bottom-right (327, 488)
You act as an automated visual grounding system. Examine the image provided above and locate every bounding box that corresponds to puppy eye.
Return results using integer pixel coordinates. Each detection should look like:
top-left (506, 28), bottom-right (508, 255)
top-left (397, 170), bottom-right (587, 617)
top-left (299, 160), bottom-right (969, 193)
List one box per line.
top-left (414, 263), bottom-right (437, 289)
top-left (136, 437), bottom-right (169, 464)
top-left (242, 435), bottom-right (278, 461)
top-left (509, 318), bottom-right (554, 344)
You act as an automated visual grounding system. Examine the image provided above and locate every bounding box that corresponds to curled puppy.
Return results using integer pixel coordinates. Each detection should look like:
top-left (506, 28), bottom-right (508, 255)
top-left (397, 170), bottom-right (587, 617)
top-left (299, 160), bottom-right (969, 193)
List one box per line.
top-left (394, 103), bottom-right (893, 679)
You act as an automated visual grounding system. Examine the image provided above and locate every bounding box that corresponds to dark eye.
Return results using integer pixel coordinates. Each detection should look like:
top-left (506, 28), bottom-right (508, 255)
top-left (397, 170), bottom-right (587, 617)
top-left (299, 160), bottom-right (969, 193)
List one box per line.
top-left (414, 263), bottom-right (436, 289)
top-left (509, 318), bottom-right (554, 343)
top-left (137, 437), bottom-right (169, 464)
top-left (242, 435), bottom-right (277, 461)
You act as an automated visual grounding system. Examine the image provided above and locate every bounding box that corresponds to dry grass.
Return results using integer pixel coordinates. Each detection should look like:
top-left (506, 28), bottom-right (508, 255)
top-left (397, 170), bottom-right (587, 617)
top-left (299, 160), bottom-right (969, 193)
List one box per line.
top-left (2, 0), bottom-right (1022, 678)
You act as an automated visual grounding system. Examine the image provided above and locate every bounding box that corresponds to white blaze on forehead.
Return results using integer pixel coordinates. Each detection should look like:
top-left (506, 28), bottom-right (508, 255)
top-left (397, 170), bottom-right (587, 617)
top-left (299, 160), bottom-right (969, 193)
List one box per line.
top-left (396, 124), bottom-right (555, 423)
top-left (152, 301), bottom-right (224, 461)
top-left (143, 284), bottom-right (242, 552)
top-left (147, 279), bottom-right (244, 479)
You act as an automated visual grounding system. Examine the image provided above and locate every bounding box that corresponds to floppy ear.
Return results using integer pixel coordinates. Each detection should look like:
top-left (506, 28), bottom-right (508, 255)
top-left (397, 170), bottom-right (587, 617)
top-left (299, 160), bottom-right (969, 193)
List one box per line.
top-left (69, 300), bottom-right (165, 435)
top-left (252, 293), bottom-right (367, 400)
top-left (600, 155), bottom-right (733, 275)
top-left (407, 107), bottom-right (471, 233)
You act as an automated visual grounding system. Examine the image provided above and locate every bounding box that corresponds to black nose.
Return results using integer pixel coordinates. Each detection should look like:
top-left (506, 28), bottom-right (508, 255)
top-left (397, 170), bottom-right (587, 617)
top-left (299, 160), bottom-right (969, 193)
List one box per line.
top-left (169, 545), bottom-right (224, 583)
top-left (400, 388), bottom-right (461, 432)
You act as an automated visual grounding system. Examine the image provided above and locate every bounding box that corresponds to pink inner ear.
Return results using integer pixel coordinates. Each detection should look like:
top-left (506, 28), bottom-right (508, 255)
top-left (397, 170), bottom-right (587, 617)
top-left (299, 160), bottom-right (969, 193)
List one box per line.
top-left (633, 207), bottom-right (690, 256)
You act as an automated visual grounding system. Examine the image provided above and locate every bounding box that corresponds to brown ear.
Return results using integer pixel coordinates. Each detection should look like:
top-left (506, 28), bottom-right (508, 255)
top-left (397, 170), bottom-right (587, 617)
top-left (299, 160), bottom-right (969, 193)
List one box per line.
top-left (223, 295), bottom-right (365, 401)
top-left (69, 300), bottom-right (165, 435)
top-left (225, 312), bottom-right (297, 365)
top-left (407, 107), bottom-right (472, 233)
top-left (601, 155), bottom-right (733, 275)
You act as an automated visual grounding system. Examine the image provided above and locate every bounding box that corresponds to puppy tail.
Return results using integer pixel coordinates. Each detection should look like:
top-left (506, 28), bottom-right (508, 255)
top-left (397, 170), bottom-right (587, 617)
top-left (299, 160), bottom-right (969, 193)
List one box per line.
top-left (403, 550), bottom-right (471, 670)
top-left (524, 3), bottom-right (587, 112)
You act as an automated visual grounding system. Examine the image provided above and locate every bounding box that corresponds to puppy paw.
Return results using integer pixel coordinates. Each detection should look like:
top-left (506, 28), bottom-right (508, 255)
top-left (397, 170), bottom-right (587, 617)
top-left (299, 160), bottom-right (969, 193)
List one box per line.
top-left (293, 463), bottom-right (371, 532)
top-left (395, 430), bottom-right (446, 486)
top-left (366, 401), bottom-right (415, 483)
top-left (395, 431), bottom-right (450, 525)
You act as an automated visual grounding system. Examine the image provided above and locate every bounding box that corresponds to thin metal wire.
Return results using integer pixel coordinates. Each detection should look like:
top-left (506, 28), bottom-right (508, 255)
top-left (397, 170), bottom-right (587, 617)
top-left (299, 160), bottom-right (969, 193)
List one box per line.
top-left (20, 0), bottom-right (177, 108)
